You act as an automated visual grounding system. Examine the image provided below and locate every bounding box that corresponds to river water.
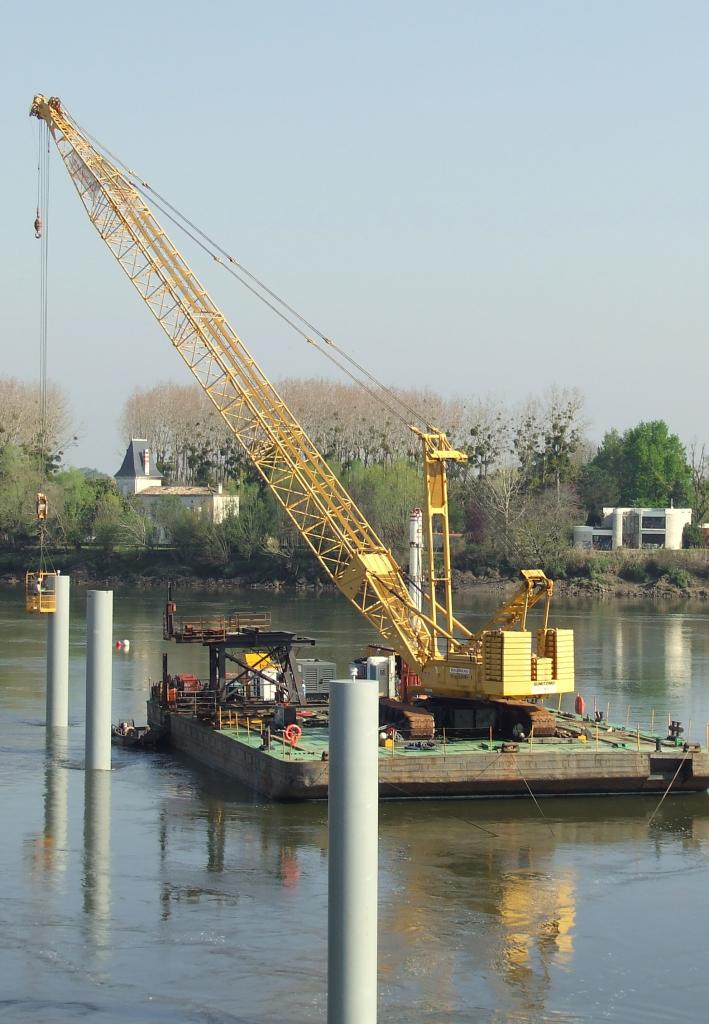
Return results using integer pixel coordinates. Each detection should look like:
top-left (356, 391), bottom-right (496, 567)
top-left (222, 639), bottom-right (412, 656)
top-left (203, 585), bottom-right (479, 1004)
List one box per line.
top-left (2, 585), bottom-right (709, 1023)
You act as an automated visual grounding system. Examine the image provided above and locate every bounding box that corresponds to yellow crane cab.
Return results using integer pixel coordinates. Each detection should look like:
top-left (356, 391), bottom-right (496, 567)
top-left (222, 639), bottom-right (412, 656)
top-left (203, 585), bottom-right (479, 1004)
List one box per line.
top-left (25, 570), bottom-right (58, 613)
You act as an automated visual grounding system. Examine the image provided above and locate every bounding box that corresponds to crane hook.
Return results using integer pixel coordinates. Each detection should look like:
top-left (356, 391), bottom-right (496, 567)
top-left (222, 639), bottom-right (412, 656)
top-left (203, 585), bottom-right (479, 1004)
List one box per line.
top-left (34, 207), bottom-right (42, 239)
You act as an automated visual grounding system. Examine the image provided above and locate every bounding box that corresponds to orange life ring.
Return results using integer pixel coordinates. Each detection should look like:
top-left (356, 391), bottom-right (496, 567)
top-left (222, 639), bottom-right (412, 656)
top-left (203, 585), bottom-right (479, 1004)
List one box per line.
top-left (575, 695), bottom-right (586, 717)
top-left (283, 723), bottom-right (302, 747)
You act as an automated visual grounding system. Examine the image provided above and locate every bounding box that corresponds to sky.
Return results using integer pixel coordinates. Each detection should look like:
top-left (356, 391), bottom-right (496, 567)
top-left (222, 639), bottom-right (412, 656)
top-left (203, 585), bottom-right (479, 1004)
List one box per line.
top-left (2, 1), bottom-right (708, 473)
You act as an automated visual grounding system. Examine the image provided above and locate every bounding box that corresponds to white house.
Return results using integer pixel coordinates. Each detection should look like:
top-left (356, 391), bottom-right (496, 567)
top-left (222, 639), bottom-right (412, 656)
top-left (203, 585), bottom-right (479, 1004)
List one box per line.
top-left (115, 438), bottom-right (163, 497)
top-left (115, 439), bottom-right (239, 543)
top-left (573, 507), bottom-right (692, 551)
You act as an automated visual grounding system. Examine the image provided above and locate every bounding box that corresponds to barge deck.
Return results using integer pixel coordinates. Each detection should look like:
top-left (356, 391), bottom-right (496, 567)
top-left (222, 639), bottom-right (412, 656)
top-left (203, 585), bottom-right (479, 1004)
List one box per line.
top-left (148, 699), bottom-right (709, 801)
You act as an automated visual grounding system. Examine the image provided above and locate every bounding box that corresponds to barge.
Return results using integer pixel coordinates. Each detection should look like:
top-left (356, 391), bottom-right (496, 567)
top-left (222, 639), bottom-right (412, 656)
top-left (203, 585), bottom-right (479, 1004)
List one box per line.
top-left (147, 696), bottom-right (709, 802)
top-left (147, 595), bottom-right (709, 801)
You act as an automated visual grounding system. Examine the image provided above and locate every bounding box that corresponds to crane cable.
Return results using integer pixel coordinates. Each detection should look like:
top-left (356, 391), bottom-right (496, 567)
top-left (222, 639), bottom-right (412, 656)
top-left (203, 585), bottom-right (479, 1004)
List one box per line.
top-left (132, 182), bottom-right (416, 431)
top-left (69, 116), bottom-right (432, 433)
top-left (36, 120), bottom-right (52, 573)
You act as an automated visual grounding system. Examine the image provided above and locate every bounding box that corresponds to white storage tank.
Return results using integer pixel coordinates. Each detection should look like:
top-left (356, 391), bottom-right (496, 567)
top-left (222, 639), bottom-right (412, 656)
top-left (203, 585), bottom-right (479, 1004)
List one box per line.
top-left (573, 526), bottom-right (594, 549)
top-left (366, 655), bottom-right (396, 697)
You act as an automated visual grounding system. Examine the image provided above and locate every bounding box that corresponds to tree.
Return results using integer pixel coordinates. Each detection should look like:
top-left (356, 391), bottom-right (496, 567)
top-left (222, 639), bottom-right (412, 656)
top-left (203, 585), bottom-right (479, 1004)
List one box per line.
top-left (465, 402), bottom-right (508, 479)
top-left (506, 484), bottom-right (581, 570)
top-left (343, 460), bottom-right (423, 560)
top-left (538, 393), bottom-right (583, 499)
top-left (688, 442), bottom-right (709, 525)
top-left (583, 421), bottom-right (691, 511)
top-left (93, 493), bottom-right (126, 554)
top-left (465, 466), bottom-right (526, 555)
top-left (222, 483), bottom-right (277, 559)
top-left (511, 389), bottom-right (585, 496)
top-left (0, 444), bottom-right (43, 548)
top-left (0, 377), bottom-right (74, 465)
top-left (50, 469), bottom-right (115, 549)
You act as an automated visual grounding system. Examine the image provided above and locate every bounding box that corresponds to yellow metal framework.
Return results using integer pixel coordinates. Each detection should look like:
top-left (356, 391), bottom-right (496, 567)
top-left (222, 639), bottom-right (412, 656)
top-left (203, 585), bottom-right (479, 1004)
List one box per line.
top-left (30, 95), bottom-right (573, 698)
top-left (25, 571), bottom-right (57, 613)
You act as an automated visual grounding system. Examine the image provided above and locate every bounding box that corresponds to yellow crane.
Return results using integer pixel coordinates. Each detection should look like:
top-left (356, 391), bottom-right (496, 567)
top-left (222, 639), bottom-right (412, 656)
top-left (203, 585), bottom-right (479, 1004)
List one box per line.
top-left (29, 95), bottom-right (573, 730)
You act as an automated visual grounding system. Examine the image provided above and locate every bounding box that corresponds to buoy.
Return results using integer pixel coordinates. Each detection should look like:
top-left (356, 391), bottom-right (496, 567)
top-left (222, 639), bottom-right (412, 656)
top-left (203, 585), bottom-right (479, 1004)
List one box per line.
top-left (283, 723), bottom-right (302, 747)
top-left (575, 694), bottom-right (586, 717)
top-left (115, 640), bottom-right (122, 649)
top-left (122, 640), bottom-right (130, 651)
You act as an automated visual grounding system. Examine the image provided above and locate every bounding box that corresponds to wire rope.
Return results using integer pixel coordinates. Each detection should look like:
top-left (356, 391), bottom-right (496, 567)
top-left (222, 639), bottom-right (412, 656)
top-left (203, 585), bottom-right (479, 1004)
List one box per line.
top-left (68, 115), bottom-right (432, 432)
top-left (129, 181), bottom-right (415, 431)
top-left (36, 121), bottom-right (54, 577)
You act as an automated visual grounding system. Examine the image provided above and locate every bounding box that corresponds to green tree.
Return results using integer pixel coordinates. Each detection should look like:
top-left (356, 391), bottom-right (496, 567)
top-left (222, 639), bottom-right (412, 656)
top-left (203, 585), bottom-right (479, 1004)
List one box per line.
top-left (0, 444), bottom-right (42, 547)
top-left (343, 460), bottom-right (422, 559)
top-left (93, 493), bottom-right (126, 554)
top-left (51, 469), bottom-right (115, 549)
top-left (582, 421), bottom-right (691, 511)
top-left (221, 483), bottom-right (277, 559)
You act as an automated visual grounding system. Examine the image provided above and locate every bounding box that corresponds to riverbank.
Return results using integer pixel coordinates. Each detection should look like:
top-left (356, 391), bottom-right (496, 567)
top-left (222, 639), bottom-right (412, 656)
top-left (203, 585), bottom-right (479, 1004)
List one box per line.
top-left (3, 564), bottom-right (709, 600)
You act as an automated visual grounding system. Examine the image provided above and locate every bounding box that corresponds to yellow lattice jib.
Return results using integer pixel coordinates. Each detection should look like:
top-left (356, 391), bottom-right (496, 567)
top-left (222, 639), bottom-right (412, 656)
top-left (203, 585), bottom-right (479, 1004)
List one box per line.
top-left (25, 571), bottom-right (57, 613)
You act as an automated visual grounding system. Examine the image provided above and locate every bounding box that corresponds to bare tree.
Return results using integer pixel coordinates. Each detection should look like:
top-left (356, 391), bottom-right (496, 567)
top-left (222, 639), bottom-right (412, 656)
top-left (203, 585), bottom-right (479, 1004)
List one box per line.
top-left (688, 441), bottom-right (709, 525)
top-left (0, 377), bottom-right (74, 464)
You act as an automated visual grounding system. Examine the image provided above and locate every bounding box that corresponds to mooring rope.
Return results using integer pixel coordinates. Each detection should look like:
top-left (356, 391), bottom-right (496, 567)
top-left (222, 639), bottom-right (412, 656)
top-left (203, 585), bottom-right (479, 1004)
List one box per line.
top-left (513, 756), bottom-right (555, 836)
top-left (647, 750), bottom-right (691, 826)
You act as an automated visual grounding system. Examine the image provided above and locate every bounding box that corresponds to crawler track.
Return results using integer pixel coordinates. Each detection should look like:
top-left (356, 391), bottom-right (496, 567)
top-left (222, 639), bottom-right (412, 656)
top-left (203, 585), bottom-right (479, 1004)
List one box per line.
top-left (379, 698), bottom-right (436, 739)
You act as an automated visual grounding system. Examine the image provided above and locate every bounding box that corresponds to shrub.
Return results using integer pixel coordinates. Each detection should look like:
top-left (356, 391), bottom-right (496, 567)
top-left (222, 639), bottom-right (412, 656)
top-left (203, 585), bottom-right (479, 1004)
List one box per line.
top-left (619, 561), bottom-right (648, 583)
top-left (661, 567), bottom-right (691, 590)
top-left (683, 523), bottom-right (705, 549)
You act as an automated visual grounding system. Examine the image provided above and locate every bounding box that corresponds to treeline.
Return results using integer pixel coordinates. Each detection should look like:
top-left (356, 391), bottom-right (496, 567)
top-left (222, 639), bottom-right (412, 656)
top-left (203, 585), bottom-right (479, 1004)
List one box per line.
top-left (2, 375), bottom-right (708, 583)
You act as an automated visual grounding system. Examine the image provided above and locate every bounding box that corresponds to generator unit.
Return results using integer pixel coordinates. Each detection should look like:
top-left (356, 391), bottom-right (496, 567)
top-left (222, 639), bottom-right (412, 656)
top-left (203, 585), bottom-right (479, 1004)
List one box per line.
top-left (295, 658), bottom-right (337, 696)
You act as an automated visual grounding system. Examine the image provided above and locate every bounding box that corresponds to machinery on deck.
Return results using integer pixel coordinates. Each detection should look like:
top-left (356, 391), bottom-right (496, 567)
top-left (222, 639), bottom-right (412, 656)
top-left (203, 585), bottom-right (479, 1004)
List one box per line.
top-left (30, 94), bottom-right (574, 737)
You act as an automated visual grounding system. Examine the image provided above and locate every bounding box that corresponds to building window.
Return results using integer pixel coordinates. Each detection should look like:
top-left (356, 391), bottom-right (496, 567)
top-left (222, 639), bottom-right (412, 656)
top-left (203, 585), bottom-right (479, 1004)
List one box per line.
top-left (641, 535), bottom-right (664, 548)
top-left (641, 516), bottom-right (665, 530)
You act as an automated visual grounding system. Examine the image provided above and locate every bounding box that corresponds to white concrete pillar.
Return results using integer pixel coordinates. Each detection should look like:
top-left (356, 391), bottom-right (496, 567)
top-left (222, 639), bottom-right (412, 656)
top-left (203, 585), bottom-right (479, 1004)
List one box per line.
top-left (612, 509), bottom-right (623, 550)
top-left (85, 591), bottom-right (113, 772)
top-left (46, 574), bottom-right (70, 728)
top-left (408, 507), bottom-right (423, 613)
top-left (328, 678), bottom-right (379, 1024)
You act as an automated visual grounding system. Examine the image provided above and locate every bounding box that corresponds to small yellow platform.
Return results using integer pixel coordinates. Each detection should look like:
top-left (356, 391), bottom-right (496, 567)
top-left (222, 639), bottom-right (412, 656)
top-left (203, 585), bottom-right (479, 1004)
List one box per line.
top-left (25, 571), bottom-right (57, 613)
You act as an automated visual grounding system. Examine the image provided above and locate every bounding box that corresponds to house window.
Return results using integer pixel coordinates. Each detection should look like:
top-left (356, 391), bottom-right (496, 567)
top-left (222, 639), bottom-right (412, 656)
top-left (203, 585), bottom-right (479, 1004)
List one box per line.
top-left (641, 534), bottom-right (664, 548)
top-left (641, 516), bottom-right (665, 530)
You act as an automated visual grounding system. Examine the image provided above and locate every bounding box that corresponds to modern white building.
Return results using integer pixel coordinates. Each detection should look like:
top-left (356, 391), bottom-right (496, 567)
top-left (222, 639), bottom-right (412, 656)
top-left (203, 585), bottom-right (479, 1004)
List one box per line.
top-left (114, 439), bottom-right (239, 543)
top-left (573, 507), bottom-right (692, 551)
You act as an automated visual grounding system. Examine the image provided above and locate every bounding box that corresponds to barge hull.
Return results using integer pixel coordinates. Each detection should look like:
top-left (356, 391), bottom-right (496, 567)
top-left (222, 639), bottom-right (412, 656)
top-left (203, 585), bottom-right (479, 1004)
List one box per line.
top-left (149, 701), bottom-right (709, 802)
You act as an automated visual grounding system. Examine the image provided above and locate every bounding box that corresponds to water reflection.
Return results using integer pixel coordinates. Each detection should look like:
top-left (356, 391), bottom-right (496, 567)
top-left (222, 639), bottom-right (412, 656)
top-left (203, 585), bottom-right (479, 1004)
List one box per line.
top-left (83, 770), bottom-right (111, 949)
top-left (614, 615), bottom-right (624, 682)
top-left (664, 615), bottom-right (691, 686)
top-left (7, 590), bottom-right (709, 1023)
top-left (494, 866), bottom-right (575, 1012)
top-left (206, 800), bottom-right (226, 873)
top-left (26, 730), bottom-right (69, 882)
